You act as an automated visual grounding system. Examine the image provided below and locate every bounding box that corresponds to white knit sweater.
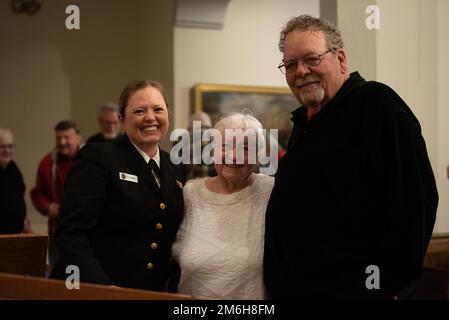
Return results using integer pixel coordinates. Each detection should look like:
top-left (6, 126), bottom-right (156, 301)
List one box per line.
top-left (172, 174), bottom-right (274, 300)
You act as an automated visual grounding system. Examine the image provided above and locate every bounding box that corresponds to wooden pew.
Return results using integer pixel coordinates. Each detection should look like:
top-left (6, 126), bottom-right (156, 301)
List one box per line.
top-left (424, 233), bottom-right (449, 269)
top-left (415, 233), bottom-right (449, 299)
top-left (415, 266), bottom-right (449, 300)
top-left (0, 233), bottom-right (48, 277)
top-left (0, 272), bottom-right (193, 300)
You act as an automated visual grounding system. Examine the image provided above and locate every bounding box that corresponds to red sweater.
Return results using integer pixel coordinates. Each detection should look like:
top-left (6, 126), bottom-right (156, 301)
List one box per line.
top-left (30, 151), bottom-right (74, 240)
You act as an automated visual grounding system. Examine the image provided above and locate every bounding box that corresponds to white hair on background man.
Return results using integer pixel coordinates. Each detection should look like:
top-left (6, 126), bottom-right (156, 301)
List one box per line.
top-left (0, 128), bottom-right (13, 141)
top-left (190, 111), bottom-right (212, 128)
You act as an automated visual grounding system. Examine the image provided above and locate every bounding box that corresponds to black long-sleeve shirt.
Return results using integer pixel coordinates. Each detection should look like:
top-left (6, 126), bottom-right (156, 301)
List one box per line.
top-left (0, 161), bottom-right (26, 234)
top-left (264, 72), bottom-right (438, 299)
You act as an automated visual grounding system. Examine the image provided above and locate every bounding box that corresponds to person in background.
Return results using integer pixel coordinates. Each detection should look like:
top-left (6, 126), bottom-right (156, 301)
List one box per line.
top-left (185, 111), bottom-right (216, 180)
top-left (86, 102), bottom-right (121, 144)
top-left (264, 15), bottom-right (438, 299)
top-left (172, 112), bottom-right (274, 299)
top-left (0, 128), bottom-right (31, 234)
top-left (50, 80), bottom-right (186, 291)
top-left (30, 120), bottom-right (81, 267)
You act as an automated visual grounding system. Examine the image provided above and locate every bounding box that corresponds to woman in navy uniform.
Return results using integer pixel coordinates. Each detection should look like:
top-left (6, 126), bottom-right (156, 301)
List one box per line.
top-left (50, 80), bottom-right (186, 291)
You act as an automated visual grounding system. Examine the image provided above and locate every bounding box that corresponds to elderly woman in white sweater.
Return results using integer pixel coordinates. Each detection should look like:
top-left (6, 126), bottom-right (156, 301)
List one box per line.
top-left (171, 112), bottom-right (274, 299)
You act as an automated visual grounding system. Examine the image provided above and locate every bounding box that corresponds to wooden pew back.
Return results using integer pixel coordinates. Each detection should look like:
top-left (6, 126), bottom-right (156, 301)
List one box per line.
top-left (0, 233), bottom-right (48, 277)
top-left (415, 233), bottom-right (449, 299)
top-left (424, 233), bottom-right (449, 269)
top-left (0, 272), bottom-right (193, 300)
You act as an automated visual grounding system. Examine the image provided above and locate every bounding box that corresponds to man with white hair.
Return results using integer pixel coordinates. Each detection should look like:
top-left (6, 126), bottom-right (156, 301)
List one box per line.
top-left (86, 102), bottom-right (122, 143)
top-left (186, 111), bottom-right (215, 179)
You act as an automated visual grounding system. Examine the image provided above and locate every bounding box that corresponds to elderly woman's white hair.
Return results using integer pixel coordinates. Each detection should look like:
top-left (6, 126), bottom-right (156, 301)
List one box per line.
top-left (214, 112), bottom-right (261, 131)
top-left (214, 112), bottom-right (266, 155)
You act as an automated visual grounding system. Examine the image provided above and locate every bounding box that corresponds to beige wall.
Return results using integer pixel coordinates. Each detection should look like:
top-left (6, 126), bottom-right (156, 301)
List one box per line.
top-left (337, 0), bottom-right (377, 80)
top-left (312, 0), bottom-right (448, 232)
top-left (376, 0), bottom-right (438, 158)
top-left (173, 0), bottom-right (320, 129)
top-left (335, 0), bottom-right (448, 232)
top-left (0, 0), bottom-right (174, 233)
top-left (437, 0), bottom-right (449, 233)
top-left (375, 0), bottom-right (447, 232)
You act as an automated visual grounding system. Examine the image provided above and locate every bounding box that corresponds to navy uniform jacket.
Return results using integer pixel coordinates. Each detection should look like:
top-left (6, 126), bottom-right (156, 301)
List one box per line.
top-left (50, 134), bottom-right (186, 291)
top-left (264, 72), bottom-right (438, 299)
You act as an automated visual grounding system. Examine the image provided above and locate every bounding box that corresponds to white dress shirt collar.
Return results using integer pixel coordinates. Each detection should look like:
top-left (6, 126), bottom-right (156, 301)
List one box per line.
top-left (130, 142), bottom-right (160, 168)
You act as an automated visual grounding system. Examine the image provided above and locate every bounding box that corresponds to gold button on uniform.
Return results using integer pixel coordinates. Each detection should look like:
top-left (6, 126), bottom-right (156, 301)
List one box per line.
top-left (159, 203), bottom-right (166, 210)
top-left (151, 242), bottom-right (158, 250)
top-left (155, 223), bottom-right (163, 230)
top-left (146, 262), bottom-right (154, 270)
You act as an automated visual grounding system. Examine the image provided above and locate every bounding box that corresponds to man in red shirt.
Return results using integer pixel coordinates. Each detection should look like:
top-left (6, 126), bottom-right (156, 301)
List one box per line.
top-left (31, 120), bottom-right (81, 268)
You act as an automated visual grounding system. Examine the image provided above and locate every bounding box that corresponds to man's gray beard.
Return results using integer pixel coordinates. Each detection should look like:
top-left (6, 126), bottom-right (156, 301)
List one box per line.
top-left (299, 86), bottom-right (325, 108)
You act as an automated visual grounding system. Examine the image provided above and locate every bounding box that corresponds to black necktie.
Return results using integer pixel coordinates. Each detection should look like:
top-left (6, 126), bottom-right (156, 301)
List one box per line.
top-left (148, 159), bottom-right (161, 178)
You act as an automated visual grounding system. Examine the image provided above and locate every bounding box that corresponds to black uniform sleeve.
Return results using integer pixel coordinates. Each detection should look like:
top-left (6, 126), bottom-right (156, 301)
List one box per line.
top-left (51, 145), bottom-right (112, 285)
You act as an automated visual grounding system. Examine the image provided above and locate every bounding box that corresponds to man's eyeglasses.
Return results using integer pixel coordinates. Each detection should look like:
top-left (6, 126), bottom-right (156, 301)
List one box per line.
top-left (278, 49), bottom-right (333, 75)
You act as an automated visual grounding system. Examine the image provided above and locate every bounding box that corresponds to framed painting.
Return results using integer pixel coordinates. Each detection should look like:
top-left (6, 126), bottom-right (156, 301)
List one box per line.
top-left (193, 83), bottom-right (298, 150)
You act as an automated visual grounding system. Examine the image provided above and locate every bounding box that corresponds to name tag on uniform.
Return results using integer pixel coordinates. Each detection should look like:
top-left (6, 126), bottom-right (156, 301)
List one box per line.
top-left (119, 172), bottom-right (138, 183)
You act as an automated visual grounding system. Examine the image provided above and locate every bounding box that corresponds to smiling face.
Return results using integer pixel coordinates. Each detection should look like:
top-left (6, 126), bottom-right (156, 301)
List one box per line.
top-left (213, 131), bottom-right (257, 186)
top-left (122, 86), bottom-right (169, 156)
top-left (283, 30), bottom-right (349, 112)
top-left (55, 128), bottom-right (80, 158)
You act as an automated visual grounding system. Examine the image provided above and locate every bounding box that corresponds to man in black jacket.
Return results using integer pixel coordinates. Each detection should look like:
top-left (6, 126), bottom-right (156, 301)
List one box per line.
top-left (264, 15), bottom-right (438, 299)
